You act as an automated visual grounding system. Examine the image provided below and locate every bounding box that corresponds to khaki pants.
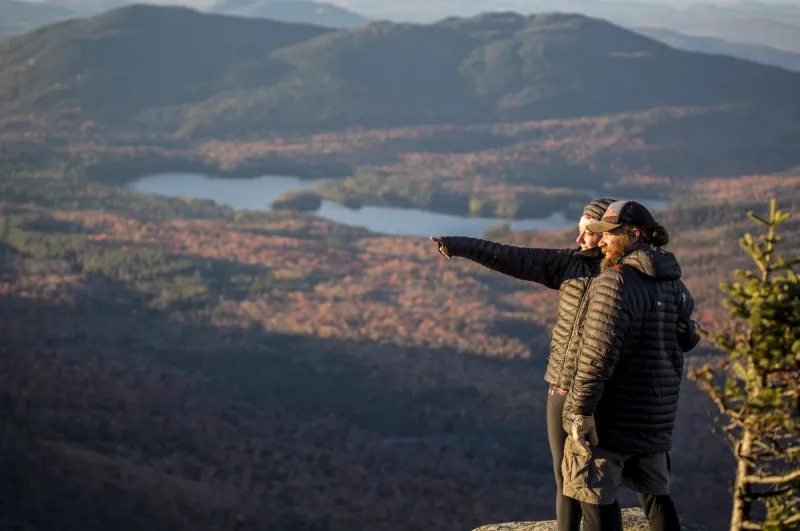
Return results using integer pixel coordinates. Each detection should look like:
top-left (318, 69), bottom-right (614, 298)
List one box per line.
top-left (561, 437), bottom-right (671, 505)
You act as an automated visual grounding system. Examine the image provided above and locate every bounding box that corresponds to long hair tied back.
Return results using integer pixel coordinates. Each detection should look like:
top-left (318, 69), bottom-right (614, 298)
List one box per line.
top-left (623, 222), bottom-right (669, 249)
top-left (647, 222), bottom-right (669, 248)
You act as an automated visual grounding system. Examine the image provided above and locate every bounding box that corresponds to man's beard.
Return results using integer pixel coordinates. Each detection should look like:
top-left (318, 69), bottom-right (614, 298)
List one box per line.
top-left (600, 233), bottom-right (630, 271)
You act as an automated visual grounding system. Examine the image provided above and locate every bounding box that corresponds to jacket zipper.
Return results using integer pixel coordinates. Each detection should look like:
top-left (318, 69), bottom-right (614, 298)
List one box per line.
top-left (557, 277), bottom-right (594, 390)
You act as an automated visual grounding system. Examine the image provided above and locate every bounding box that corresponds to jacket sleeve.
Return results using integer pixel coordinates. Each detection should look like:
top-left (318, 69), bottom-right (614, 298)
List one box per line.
top-left (564, 270), bottom-right (630, 417)
top-left (440, 236), bottom-right (579, 290)
top-left (676, 282), bottom-right (699, 352)
top-left (677, 319), bottom-right (701, 352)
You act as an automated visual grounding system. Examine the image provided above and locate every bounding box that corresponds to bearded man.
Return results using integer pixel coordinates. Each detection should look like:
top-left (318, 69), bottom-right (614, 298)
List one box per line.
top-left (430, 199), bottom-right (699, 531)
top-left (562, 201), bottom-right (696, 531)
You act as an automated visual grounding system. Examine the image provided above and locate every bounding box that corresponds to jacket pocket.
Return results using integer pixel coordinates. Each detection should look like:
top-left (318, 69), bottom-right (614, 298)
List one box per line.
top-left (562, 436), bottom-right (592, 488)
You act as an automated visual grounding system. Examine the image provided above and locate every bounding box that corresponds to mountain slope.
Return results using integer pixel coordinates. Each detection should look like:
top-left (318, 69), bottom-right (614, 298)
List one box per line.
top-left (175, 10), bottom-right (800, 136)
top-left (1, 7), bottom-right (800, 138)
top-left (0, 4), bottom-right (333, 124)
top-left (635, 26), bottom-right (800, 72)
top-left (210, 0), bottom-right (369, 28)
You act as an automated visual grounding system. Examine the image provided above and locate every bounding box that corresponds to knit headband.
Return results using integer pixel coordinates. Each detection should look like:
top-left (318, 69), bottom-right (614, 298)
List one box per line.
top-left (579, 214), bottom-right (599, 233)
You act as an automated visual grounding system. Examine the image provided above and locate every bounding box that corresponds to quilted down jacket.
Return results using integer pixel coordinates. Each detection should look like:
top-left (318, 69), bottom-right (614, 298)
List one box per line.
top-left (563, 248), bottom-right (695, 454)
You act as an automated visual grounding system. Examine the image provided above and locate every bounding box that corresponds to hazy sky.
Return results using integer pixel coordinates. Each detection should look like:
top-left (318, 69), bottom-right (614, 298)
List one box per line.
top-left (53, 0), bottom-right (800, 6)
top-left (25, 0), bottom-right (800, 17)
top-left (21, 0), bottom-right (800, 10)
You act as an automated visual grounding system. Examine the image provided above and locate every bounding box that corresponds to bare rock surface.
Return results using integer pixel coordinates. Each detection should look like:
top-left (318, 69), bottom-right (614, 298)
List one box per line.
top-left (472, 507), bottom-right (711, 531)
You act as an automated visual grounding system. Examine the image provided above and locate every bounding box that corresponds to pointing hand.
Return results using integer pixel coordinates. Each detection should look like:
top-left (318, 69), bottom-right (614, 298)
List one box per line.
top-left (429, 236), bottom-right (451, 259)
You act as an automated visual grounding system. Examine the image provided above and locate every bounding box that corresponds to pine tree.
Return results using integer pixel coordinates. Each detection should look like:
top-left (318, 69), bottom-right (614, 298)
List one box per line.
top-left (690, 199), bottom-right (799, 531)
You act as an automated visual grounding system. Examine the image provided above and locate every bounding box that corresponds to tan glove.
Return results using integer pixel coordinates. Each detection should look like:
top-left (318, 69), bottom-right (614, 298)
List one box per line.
top-left (429, 236), bottom-right (451, 259)
top-left (569, 414), bottom-right (599, 457)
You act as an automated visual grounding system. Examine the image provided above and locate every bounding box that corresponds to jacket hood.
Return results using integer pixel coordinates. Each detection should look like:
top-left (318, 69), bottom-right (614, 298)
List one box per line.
top-left (620, 248), bottom-right (682, 280)
top-left (577, 247), bottom-right (603, 259)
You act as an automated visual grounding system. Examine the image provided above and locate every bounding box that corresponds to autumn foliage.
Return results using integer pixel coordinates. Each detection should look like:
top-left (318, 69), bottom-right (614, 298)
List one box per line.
top-left (0, 155), bottom-right (798, 530)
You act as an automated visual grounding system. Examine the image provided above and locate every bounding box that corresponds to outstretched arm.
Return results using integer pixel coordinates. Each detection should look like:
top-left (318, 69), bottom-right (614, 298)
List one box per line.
top-left (431, 236), bottom-right (581, 290)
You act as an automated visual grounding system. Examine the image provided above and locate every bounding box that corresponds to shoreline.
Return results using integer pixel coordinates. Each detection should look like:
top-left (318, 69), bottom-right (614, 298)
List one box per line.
top-left (95, 153), bottom-right (674, 221)
top-left (17, 139), bottom-right (673, 221)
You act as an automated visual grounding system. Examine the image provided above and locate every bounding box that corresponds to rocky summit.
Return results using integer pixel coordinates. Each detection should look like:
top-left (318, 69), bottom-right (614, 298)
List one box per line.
top-left (473, 507), bottom-right (711, 531)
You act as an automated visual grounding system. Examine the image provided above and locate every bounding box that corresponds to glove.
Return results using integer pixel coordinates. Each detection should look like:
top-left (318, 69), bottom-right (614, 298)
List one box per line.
top-left (677, 318), bottom-right (701, 352)
top-left (429, 236), bottom-right (451, 259)
top-left (569, 414), bottom-right (599, 457)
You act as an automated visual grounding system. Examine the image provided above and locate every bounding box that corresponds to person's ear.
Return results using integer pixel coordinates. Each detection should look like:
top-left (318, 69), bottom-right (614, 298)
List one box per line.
top-left (631, 227), bottom-right (642, 242)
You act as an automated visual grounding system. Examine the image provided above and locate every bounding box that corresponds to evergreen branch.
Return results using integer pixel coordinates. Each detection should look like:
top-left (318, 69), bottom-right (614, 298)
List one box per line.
top-left (744, 483), bottom-right (798, 499)
top-left (695, 378), bottom-right (742, 421)
top-left (747, 212), bottom-right (769, 226)
top-left (724, 419), bottom-right (744, 431)
top-left (744, 467), bottom-right (800, 485)
top-left (763, 434), bottom-right (800, 455)
top-left (715, 199), bottom-right (799, 531)
top-left (751, 442), bottom-right (790, 459)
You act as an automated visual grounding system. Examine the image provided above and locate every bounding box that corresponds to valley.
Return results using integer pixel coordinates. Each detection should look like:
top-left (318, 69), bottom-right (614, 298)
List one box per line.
top-left (0, 4), bottom-right (799, 531)
top-left (2, 148), bottom-right (798, 530)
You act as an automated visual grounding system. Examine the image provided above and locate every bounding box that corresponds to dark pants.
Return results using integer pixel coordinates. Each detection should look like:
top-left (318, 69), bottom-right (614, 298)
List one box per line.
top-left (546, 390), bottom-right (582, 531)
top-left (579, 494), bottom-right (680, 531)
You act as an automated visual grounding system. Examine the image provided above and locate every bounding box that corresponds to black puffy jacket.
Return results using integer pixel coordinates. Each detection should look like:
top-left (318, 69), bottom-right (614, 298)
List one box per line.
top-left (440, 237), bottom-right (603, 391)
top-left (439, 238), bottom-right (700, 392)
top-left (563, 248), bottom-right (695, 454)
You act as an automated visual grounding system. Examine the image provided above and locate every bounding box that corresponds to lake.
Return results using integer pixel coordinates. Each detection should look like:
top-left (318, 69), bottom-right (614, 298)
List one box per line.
top-left (127, 173), bottom-right (670, 239)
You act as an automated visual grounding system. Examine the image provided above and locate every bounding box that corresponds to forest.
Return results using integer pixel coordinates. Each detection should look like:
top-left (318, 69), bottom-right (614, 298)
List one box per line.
top-left (1, 158), bottom-right (798, 530)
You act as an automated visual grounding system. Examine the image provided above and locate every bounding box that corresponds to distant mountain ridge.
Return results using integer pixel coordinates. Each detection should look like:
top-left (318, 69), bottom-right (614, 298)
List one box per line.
top-left (51, 0), bottom-right (130, 15)
top-left (1, 5), bottom-right (799, 138)
top-left (350, 0), bottom-right (800, 53)
top-left (209, 0), bottom-right (369, 28)
top-left (0, 0), bottom-right (74, 39)
top-left (635, 26), bottom-right (800, 72)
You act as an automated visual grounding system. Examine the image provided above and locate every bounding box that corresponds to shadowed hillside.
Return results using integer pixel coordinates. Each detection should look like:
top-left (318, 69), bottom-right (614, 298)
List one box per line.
top-left (1, 6), bottom-right (800, 137)
top-left (0, 286), bottom-right (554, 531)
top-left (0, 4), bottom-right (333, 127)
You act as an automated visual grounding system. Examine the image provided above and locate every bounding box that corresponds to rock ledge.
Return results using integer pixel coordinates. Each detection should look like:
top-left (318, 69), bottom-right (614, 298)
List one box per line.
top-left (472, 507), bottom-right (710, 531)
